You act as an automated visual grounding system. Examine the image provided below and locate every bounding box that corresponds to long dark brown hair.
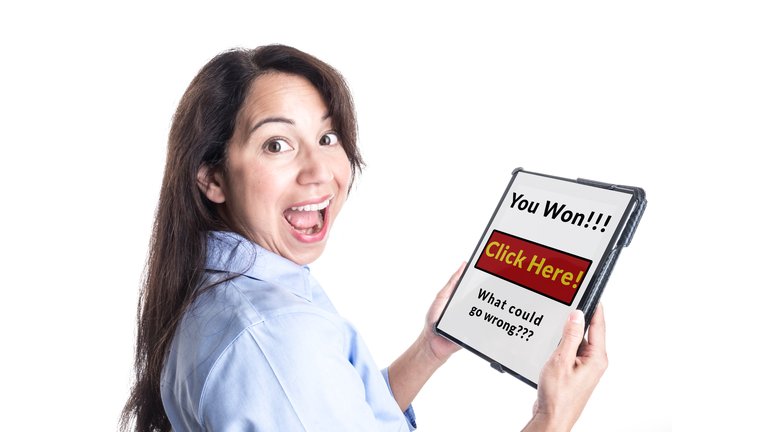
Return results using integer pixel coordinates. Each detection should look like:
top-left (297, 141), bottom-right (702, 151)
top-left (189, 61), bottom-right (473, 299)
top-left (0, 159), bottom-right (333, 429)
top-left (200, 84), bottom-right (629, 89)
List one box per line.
top-left (120, 45), bottom-right (363, 432)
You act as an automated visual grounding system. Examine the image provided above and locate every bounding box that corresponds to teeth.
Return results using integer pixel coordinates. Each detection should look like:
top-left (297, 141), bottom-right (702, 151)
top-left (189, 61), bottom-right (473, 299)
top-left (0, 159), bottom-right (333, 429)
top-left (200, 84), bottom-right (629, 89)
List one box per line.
top-left (291, 199), bottom-right (330, 211)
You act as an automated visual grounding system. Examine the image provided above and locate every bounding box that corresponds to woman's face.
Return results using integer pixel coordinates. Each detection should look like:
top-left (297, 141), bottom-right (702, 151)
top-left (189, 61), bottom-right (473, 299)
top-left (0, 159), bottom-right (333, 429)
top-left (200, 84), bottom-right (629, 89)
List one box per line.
top-left (201, 73), bottom-right (351, 265)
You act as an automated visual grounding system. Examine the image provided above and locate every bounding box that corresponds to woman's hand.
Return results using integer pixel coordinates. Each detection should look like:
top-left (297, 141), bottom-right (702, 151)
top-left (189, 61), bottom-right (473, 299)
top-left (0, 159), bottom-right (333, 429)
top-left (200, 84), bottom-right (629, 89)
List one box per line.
top-left (388, 262), bottom-right (466, 412)
top-left (523, 303), bottom-right (608, 432)
top-left (421, 261), bottom-right (466, 363)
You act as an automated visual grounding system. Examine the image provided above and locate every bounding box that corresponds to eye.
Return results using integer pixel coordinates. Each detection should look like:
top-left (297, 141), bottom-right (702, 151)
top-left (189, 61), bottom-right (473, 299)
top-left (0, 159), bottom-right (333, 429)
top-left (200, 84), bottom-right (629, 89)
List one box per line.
top-left (264, 138), bottom-right (293, 153)
top-left (319, 133), bottom-right (339, 146)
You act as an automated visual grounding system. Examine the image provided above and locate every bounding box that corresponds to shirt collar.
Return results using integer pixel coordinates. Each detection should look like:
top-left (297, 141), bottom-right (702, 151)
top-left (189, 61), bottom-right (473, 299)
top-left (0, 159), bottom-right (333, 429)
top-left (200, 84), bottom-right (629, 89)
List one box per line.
top-left (205, 231), bottom-right (313, 302)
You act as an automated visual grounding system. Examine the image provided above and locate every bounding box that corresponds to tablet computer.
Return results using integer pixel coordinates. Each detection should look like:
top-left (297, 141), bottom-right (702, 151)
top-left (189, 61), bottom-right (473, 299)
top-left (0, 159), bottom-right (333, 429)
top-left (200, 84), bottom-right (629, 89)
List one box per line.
top-left (435, 168), bottom-right (646, 387)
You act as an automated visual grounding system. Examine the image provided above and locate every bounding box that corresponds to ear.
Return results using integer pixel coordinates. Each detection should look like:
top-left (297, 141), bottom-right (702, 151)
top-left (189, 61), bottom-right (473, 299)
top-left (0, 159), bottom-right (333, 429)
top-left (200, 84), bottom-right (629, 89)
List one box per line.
top-left (197, 164), bottom-right (226, 204)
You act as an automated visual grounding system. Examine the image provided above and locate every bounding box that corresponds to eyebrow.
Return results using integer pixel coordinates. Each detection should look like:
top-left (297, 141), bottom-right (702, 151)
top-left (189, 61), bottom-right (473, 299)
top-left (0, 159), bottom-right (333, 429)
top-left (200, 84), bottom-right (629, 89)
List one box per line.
top-left (249, 117), bottom-right (294, 136)
top-left (248, 113), bottom-right (333, 136)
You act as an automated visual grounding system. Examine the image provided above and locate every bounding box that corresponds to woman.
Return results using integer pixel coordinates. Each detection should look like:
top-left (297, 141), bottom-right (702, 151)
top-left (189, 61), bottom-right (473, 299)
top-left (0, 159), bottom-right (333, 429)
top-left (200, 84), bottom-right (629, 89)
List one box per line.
top-left (122, 45), bottom-right (608, 432)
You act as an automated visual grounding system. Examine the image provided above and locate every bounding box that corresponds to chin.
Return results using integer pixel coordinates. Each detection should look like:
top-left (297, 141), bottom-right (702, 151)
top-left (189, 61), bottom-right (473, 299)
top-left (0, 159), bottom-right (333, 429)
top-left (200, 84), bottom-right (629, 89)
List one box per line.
top-left (287, 242), bottom-right (327, 266)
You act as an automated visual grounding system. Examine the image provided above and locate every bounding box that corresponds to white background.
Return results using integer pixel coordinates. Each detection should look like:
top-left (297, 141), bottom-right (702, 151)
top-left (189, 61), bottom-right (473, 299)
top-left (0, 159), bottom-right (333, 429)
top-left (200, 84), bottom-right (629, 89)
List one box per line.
top-left (1, 1), bottom-right (766, 431)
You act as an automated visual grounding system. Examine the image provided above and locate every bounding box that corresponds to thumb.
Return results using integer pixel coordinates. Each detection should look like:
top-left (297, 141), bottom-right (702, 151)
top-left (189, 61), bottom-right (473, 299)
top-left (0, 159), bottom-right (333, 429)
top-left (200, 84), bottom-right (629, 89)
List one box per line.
top-left (556, 309), bottom-right (585, 361)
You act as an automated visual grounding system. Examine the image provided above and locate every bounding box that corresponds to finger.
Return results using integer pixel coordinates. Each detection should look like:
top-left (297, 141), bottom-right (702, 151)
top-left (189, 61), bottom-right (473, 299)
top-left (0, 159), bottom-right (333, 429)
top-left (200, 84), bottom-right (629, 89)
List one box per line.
top-left (437, 262), bottom-right (466, 299)
top-left (556, 309), bottom-right (585, 363)
top-left (586, 302), bottom-right (606, 353)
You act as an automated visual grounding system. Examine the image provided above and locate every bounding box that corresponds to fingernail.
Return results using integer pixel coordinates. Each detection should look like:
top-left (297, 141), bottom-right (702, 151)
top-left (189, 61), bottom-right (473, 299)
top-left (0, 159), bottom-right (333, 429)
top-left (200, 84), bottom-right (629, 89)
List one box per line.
top-left (569, 310), bottom-right (584, 324)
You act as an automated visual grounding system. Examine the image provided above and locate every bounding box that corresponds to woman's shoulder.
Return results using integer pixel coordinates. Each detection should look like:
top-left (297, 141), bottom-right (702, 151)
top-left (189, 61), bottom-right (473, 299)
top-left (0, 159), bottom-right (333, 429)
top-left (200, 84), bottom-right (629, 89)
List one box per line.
top-left (184, 272), bottom-right (337, 341)
top-left (162, 273), bottom-right (349, 423)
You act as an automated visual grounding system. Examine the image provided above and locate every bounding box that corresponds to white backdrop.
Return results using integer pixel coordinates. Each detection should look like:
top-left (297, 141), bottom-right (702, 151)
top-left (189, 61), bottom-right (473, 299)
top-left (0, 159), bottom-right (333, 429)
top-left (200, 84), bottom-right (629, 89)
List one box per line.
top-left (1, 1), bottom-right (766, 431)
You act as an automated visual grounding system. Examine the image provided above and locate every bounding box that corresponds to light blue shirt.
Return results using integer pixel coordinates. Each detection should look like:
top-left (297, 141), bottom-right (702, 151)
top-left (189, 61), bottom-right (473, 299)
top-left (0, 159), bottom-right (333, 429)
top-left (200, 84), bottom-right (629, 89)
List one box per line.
top-left (161, 232), bottom-right (417, 431)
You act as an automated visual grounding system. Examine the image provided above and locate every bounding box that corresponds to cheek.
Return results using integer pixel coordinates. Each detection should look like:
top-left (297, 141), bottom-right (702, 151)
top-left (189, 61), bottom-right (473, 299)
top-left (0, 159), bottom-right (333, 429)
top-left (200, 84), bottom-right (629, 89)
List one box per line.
top-left (227, 164), bottom-right (279, 216)
top-left (248, 170), bottom-right (287, 211)
top-left (334, 155), bottom-right (352, 193)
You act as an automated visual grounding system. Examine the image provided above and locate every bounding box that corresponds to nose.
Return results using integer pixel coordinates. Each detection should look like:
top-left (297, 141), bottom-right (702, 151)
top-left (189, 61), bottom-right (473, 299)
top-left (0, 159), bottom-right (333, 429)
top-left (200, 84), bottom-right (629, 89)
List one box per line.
top-left (296, 145), bottom-right (334, 185)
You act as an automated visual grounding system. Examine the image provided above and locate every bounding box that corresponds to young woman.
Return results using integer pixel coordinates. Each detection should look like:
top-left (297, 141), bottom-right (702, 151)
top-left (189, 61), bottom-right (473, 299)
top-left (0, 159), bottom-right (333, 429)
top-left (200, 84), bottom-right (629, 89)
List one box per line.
top-left (122, 45), bottom-right (608, 432)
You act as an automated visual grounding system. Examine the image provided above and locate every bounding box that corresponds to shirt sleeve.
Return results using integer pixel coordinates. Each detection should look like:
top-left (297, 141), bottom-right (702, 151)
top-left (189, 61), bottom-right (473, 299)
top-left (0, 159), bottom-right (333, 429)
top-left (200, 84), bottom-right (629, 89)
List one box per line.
top-left (198, 310), bottom-right (413, 432)
top-left (381, 367), bottom-right (418, 431)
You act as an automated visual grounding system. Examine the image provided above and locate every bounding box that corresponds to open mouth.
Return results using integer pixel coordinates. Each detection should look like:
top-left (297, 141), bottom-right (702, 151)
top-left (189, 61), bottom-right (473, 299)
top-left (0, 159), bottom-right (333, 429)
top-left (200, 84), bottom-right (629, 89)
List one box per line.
top-left (282, 198), bottom-right (330, 236)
